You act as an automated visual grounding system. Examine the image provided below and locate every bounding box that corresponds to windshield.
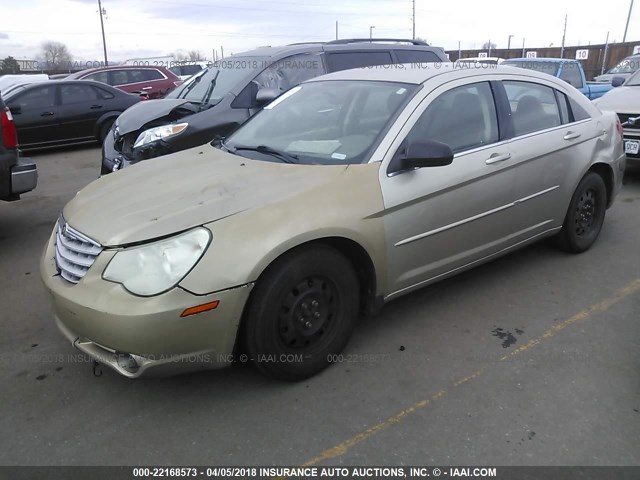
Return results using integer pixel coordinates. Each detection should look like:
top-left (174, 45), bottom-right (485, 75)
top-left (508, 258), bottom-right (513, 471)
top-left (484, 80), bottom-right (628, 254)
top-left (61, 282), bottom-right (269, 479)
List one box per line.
top-left (503, 60), bottom-right (559, 76)
top-left (626, 69), bottom-right (640, 86)
top-left (165, 56), bottom-right (264, 104)
top-left (224, 80), bottom-right (417, 165)
top-left (608, 57), bottom-right (640, 74)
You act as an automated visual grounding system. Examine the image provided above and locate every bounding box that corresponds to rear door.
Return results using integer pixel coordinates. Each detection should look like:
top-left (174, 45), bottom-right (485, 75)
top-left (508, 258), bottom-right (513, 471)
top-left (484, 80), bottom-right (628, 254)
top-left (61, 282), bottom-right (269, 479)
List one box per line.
top-left (6, 85), bottom-right (58, 147)
top-left (499, 79), bottom-right (598, 238)
top-left (57, 83), bottom-right (105, 141)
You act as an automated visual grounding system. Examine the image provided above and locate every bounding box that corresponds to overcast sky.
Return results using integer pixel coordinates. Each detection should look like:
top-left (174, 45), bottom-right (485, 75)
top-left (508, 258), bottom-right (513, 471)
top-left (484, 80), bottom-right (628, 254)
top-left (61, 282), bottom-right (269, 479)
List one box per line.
top-left (0, 0), bottom-right (638, 61)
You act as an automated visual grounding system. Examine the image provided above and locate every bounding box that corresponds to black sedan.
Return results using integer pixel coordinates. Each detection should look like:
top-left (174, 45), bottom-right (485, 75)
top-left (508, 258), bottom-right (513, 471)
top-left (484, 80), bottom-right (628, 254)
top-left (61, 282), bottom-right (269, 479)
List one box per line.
top-left (3, 80), bottom-right (142, 150)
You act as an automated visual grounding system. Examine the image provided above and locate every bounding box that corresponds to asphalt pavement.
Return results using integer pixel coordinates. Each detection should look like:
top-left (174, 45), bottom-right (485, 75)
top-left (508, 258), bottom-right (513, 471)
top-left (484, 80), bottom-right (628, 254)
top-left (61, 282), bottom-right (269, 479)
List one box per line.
top-left (1, 146), bottom-right (639, 467)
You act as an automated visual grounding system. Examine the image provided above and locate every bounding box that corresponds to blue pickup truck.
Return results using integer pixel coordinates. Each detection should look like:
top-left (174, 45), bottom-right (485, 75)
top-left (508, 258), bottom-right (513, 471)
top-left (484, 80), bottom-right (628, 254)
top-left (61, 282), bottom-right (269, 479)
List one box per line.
top-left (503, 58), bottom-right (613, 100)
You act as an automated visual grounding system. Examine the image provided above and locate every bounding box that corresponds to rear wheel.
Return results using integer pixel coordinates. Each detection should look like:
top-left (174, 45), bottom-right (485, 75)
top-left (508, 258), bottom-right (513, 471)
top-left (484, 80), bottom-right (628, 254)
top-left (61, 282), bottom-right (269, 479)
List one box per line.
top-left (243, 245), bottom-right (359, 381)
top-left (555, 172), bottom-right (607, 253)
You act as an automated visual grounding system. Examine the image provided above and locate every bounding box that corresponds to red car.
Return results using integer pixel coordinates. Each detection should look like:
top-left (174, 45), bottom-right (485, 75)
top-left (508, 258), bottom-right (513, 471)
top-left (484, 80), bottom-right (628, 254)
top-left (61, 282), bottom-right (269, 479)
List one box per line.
top-left (67, 65), bottom-right (182, 99)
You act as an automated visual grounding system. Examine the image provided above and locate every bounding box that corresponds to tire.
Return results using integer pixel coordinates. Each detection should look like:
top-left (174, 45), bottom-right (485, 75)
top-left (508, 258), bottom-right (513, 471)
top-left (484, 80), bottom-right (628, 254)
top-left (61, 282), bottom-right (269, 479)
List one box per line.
top-left (98, 119), bottom-right (115, 144)
top-left (555, 172), bottom-right (607, 253)
top-left (243, 245), bottom-right (359, 381)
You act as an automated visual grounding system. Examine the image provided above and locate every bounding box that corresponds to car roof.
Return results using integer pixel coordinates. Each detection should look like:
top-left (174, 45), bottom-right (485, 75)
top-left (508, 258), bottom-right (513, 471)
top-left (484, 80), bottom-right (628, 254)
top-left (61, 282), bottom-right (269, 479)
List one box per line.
top-left (305, 63), bottom-right (562, 85)
top-left (231, 39), bottom-right (445, 60)
top-left (503, 57), bottom-right (575, 63)
top-left (4, 79), bottom-right (122, 96)
top-left (68, 64), bottom-right (172, 77)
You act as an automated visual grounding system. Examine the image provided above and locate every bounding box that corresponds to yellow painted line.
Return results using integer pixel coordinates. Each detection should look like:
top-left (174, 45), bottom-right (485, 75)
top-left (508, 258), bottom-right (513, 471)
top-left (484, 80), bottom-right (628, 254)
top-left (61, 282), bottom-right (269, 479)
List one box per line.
top-left (302, 278), bottom-right (640, 466)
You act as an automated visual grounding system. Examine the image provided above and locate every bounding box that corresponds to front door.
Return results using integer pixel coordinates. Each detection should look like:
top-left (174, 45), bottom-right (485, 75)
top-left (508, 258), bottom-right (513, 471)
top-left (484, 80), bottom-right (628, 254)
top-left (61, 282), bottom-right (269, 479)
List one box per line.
top-left (380, 79), bottom-right (519, 299)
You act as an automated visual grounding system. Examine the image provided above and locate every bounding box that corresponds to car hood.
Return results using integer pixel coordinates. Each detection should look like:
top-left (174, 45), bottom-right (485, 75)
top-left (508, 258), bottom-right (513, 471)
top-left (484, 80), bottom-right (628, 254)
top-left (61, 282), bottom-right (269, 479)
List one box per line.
top-left (62, 146), bottom-right (348, 246)
top-left (115, 99), bottom-right (193, 135)
top-left (594, 86), bottom-right (640, 111)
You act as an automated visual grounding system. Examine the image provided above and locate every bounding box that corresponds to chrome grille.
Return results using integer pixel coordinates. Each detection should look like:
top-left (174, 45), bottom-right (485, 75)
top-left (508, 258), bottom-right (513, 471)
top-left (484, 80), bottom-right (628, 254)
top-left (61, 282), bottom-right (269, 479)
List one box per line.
top-left (54, 217), bottom-right (102, 284)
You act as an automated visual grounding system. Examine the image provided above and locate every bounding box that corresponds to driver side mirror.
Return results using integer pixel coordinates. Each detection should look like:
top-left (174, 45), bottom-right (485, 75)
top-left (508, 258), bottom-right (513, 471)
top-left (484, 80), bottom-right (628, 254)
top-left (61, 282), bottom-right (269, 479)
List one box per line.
top-left (256, 88), bottom-right (279, 105)
top-left (398, 140), bottom-right (454, 171)
top-left (612, 76), bottom-right (625, 87)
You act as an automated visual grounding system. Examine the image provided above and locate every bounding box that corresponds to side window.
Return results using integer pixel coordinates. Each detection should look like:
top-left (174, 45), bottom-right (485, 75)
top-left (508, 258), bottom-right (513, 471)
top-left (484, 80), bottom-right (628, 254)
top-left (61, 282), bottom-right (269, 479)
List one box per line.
top-left (127, 69), bottom-right (146, 84)
top-left (93, 86), bottom-right (114, 99)
top-left (110, 70), bottom-right (129, 86)
top-left (325, 51), bottom-right (393, 72)
top-left (395, 50), bottom-right (441, 63)
top-left (83, 71), bottom-right (109, 84)
top-left (555, 91), bottom-right (571, 124)
top-left (141, 69), bottom-right (165, 81)
top-left (568, 96), bottom-right (591, 121)
top-left (253, 54), bottom-right (324, 93)
top-left (181, 65), bottom-right (203, 76)
top-left (60, 84), bottom-right (99, 104)
top-left (406, 82), bottom-right (499, 153)
top-left (11, 86), bottom-right (56, 109)
top-left (503, 81), bottom-right (562, 136)
top-left (559, 63), bottom-right (583, 88)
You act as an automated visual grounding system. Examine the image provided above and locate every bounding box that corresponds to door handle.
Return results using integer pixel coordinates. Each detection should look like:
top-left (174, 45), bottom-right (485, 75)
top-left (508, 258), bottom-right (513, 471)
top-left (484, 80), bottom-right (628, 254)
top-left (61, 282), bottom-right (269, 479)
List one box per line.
top-left (485, 152), bottom-right (511, 165)
top-left (563, 131), bottom-right (581, 140)
top-left (90, 104), bottom-right (103, 109)
top-left (40, 111), bottom-right (54, 117)
top-left (142, 86), bottom-right (152, 90)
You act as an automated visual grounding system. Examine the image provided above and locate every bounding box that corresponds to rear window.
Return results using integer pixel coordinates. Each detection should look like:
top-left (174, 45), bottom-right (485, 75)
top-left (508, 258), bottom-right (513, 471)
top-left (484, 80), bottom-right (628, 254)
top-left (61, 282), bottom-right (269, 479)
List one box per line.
top-left (326, 51), bottom-right (393, 72)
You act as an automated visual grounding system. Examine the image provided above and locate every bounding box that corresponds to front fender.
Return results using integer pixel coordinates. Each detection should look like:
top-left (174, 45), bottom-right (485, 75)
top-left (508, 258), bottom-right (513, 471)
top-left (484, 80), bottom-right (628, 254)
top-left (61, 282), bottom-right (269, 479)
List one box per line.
top-left (178, 163), bottom-right (388, 297)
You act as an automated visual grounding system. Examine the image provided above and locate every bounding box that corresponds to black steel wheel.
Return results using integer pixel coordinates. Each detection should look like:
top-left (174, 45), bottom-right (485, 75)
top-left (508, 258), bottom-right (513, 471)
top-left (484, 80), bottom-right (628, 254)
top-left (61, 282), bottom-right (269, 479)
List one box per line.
top-left (243, 245), bottom-right (359, 381)
top-left (555, 172), bottom-right (607, 253)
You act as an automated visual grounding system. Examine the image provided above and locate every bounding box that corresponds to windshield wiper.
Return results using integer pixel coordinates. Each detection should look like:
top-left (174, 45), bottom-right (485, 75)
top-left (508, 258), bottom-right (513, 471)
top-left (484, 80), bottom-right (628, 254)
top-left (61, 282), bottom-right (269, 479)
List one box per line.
top-left (178, 74), bottom-right (204, 99)
top-left (231, 144), bottom-right (299, 164)
top-left (201, 70), bottom-right (221, 105)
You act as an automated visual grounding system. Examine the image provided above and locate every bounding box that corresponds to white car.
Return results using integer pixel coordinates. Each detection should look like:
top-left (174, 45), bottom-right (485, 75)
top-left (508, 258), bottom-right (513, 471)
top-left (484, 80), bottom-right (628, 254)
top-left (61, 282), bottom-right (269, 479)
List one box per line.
top-left (593, 69), bottom-right (640, 162)
top-left (458, 57), bottom-right (505, 65)
top-left (0, 74), bottom-right (49, 93)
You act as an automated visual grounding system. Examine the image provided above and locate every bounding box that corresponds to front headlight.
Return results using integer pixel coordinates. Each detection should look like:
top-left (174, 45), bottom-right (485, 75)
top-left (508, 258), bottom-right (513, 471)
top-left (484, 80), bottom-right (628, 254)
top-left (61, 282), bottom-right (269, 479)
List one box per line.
top-left (133, 123), bottom-right (188, 149)
top-left (103, 228), bottom-right (211, 296)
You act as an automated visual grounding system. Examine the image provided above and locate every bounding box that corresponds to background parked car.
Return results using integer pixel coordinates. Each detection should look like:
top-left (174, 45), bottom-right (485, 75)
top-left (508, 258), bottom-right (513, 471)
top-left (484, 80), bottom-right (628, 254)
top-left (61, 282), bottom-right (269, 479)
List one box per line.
top-left (593, 69), bottom-right (640, 162)
top-left (0, 74), bottom-right (49, 92)
top-left (169, 61), bottom-right (210, 80)
top-left (66, 65), bottom-right (182, 99)
top-left (4, 80), bottom-right (142, 150)
top-left (0, 90), bottom-right (37, 201)
top-left (101, 38), bottom-right (450, 174)
top-left (502, 58), bottom-right (613, 100)
top-left (593, 53), bottom-right (640, 83)
top-left (458, 56), bottom-right (505, 65)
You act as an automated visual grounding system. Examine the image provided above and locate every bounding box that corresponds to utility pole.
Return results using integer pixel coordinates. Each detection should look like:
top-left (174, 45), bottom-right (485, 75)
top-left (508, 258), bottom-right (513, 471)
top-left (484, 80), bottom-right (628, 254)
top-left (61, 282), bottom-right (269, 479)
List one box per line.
top-left (560, 14), bottom-right (567, 59)
top-left (623, 0), bottom-right (634, 42)
top-left (335, 20), bottom-right (338, 40)
top-left (97, 0), bottom-right (108, 65)
top-left (522, 37), bottom-right (526, 57)
top-left (221, 45), bottom-right (224, 59)
top-left (488, 39), bottom-right (492, 57)
top-left (458, 41), bottom-right (461, 60)
top-left (508, 34), bottom-right (514, 50)
top-left (370, 25), bottom-right (375, 41)
top-left (412, 0), bottom-right (416, 40)
top-left (602, 31), bottom-right (610, 75)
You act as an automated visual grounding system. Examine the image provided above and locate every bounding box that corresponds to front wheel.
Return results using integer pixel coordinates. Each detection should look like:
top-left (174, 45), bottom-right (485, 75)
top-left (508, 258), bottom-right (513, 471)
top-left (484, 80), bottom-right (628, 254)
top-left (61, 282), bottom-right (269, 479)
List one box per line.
top-left (243, 245), bottom-right (359, 381)
top-left (98, 119), bottom-right (115, 144)
top-left (555, 172), bottom-right (607, 253)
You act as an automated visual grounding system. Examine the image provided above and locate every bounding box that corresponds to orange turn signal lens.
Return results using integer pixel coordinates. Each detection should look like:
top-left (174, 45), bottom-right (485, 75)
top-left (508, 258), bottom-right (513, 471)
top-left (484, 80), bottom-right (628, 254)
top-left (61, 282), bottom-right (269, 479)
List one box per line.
top-left (180, 300), bottom-right (220, 317)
